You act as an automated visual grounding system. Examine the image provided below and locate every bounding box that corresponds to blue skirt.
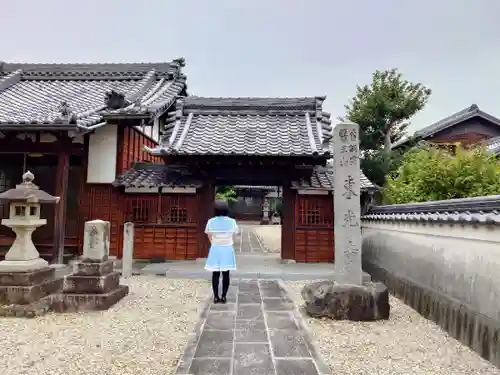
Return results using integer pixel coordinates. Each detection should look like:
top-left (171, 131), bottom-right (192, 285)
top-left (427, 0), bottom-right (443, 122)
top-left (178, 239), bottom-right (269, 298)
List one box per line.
top-left (205, 244), bottom-right (237, 272)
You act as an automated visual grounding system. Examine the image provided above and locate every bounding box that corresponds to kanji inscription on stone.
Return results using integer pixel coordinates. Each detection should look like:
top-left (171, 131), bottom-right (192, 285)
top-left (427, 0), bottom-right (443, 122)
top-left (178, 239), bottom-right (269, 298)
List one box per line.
top-left (83, 220), bottom-right (110, 261)
top-left (333, 121), bottom-right (363, 285)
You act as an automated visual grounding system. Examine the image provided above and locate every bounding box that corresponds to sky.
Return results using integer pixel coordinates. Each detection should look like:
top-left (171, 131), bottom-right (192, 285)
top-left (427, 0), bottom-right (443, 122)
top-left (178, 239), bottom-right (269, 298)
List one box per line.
top-left (2, 0), bottom-right (500, 133)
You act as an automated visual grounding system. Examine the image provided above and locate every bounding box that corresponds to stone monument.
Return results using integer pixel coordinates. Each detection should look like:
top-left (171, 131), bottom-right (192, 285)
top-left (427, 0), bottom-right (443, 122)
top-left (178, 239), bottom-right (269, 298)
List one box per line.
top-left (0, 171), bottom-right (62, 317)
top-left (301, 122), bottom-right (390, 321)
top-left (122, 221), bottom-right (134, 278)
top-left (333, 121), bottom-right (363, 285)
top-left (261, 198), bottom-right (270, 225)
top-left (53, 219), bottom-right (129, 312)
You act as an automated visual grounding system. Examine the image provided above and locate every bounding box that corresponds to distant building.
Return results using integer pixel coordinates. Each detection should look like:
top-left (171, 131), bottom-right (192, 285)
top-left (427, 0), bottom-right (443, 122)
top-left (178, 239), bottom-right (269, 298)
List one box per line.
top-left (394, 104), bottom-right (500, 150)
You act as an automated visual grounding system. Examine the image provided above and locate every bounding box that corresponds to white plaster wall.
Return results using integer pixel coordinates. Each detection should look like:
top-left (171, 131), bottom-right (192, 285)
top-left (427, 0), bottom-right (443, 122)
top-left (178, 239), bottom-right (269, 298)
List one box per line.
top-left (87, 124), bottom-right (118, 183)
top-left (362, 220), bottom-right (500, 321)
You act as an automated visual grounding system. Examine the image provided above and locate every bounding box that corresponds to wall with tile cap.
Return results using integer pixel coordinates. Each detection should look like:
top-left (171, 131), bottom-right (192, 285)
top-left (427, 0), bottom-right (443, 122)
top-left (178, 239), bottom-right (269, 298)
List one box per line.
top-left (362, 194), bottom-right (500, 319)
top-left (361, 195), bottom-right (500, 365)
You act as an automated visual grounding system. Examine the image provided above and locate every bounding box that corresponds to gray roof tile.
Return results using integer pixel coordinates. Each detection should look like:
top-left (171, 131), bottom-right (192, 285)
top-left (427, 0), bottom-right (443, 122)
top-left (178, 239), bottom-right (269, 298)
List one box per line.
top-left (0, 59), bottom-right (187, 129)
top-left (483, 135), bottom-right (500, 154)
top-left (290, 167), bottom-right (376, 191)
top-left (112, 163), bottom-right (202, 188)
top-left (363, 194), bottom-right (500, 225)
top-left (150, 96), bottom-right (332, 157)
top-left (233, 185), bottom-right (277, 191)
top-left (112, 164), bottom-right (375, 192)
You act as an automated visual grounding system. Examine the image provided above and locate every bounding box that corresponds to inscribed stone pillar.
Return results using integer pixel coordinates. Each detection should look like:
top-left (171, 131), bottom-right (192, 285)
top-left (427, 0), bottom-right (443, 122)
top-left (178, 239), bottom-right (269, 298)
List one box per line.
top-left (122, 222), bottom-right (134, 278)
top-left (333, 121), bottom-right (363, 285)
top-left (262, 198), bottom-right (270, 224)
top-left (82, 220), bottom-right (110, 261)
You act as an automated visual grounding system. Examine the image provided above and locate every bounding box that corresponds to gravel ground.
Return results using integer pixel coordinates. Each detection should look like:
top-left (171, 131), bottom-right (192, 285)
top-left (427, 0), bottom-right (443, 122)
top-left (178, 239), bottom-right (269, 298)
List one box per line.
top-left (284, 280), bottom-right (500, 375)
top-left (0, 277), bottom-right (210, 375)
top-left (253, 225), bottom-right (281, 253)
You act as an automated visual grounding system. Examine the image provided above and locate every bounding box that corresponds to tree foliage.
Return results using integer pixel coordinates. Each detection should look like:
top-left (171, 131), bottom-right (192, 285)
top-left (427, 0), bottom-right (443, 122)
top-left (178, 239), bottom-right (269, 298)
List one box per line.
top-left (360, 135), bottom-right (422, 187)
top-left (343, 69), bottom-right (432, 150)
top-left (360, 149), bottom-right (404, 188)
top-left (215, 186), bottom-right (237, 202)
top-left (384, 145), bottom-right (500, 204)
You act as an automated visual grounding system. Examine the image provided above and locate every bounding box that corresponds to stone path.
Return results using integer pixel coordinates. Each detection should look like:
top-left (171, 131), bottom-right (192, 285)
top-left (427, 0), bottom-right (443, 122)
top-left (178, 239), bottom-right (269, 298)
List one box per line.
top-left (234, 225), bottom-right (266, 253)
top-left (174, 279), bottom-right (331, 375)
top-left (134, 224), bottom-right (372, 281)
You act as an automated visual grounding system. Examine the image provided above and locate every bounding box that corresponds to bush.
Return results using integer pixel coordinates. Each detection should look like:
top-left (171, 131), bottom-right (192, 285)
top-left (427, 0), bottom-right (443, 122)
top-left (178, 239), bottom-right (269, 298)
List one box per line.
top-left (383, 145), bottom-right (500, 204)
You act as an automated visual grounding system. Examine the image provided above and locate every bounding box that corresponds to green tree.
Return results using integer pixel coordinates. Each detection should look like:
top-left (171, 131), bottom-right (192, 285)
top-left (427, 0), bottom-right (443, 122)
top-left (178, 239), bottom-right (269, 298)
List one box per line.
top-left (384, 144), bottom-right (500, 204)
top-left (215, 186), bottom-right (237, 202)
top-left (360, 135), bottom-right (422, 187)
top-left (343, 69), bottom-right (432, 151)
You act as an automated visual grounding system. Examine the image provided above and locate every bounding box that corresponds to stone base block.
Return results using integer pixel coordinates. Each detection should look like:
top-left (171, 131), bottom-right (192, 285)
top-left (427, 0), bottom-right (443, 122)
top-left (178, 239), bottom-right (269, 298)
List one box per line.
top-left (0, 278), bottom-right (63, 305)
top-left (0, 267), bottom-right (55, 286)
top-left (72, 259), bottom-right (114, 276)
top-left (0, 258), bottom-right (49, 273)
top-left (63, 272), bottom-right (120, 294)
top-left (0, 295), bottom-right (53, 318)
top-left (52, 285), bottom-right (129, 312)
top-left (301, 280), bottom-right (390, 321)
top-left (260, 219), bottom-right (270, 225)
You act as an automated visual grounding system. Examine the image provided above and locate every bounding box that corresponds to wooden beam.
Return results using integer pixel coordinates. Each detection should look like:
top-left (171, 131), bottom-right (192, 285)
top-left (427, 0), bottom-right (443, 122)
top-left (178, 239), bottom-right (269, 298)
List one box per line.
top-left (0, 139), bottom-right (83, 155)
top-left (52, 149), bottom-right (70, 264)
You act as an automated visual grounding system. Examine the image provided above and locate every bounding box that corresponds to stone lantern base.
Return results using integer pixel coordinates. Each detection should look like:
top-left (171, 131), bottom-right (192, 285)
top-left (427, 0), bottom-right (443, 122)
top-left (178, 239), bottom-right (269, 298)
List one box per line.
top-left (51, 259), bottom-right (129, 313)
top-left (0, 258), bottom-right (49, 273)
top-left (0, 267), bottom-right (63, 318)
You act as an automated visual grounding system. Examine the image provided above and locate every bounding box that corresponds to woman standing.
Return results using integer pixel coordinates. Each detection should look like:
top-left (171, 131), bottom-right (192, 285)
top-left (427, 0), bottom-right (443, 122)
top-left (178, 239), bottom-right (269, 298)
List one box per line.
top-left (204, 199), bottom-right (239, 304)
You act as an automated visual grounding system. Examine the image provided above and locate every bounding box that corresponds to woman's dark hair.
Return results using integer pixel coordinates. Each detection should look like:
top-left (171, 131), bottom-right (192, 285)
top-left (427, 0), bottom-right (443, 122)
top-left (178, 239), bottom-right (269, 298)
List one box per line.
top-left (214, 199), bottom-right (230, 217)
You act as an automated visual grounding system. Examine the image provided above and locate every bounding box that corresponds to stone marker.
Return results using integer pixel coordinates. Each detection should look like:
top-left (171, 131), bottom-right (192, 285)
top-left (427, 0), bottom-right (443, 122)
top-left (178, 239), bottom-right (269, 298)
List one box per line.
top-left (122, 222), bottom-right (134, 278)
top-left (301, 280), bottom-right (390, 321)
top-left (82, 220), bottom-right (110, 261)
top-left (261, 198), bottom-right (270, 225)
top-left (301, 122), bottom-right (391, 321)
top-left (53, 219), bottom-right (129, 312)
top-left (333, 121), bottom-right (363, 285)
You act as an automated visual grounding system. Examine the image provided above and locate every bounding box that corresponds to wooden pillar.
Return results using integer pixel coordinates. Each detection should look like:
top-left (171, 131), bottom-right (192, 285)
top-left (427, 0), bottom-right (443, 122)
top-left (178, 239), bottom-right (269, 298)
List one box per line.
top-left (281, 185), bottom-right (296, 260)
top-left (197, 182), bottom-right (214, 259)
top-left (52, 148), bottom-right (70, 264)
top-left (157, 187), bottom-right (163, 224)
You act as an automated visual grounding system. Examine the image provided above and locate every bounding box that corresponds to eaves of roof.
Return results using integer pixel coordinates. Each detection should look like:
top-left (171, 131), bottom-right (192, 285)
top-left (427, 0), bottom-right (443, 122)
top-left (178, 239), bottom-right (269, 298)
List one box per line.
top-left (145, 96), bottom-right (333, 158)
top-left (0, 59), bottom-right (187, 132)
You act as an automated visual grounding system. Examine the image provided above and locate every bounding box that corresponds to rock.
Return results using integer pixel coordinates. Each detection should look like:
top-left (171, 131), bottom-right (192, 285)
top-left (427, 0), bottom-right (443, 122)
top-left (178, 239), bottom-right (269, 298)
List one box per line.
top-left (301, 280), bottom-right (390, 321)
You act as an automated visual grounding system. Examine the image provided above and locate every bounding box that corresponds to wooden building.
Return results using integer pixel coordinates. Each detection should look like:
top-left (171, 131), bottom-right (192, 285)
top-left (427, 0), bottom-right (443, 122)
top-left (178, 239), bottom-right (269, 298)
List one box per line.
top-left (0, 61), bottom-right (375, 264)
top-left (394, 104), bottom-right (500, 149)
top-left (0, 59), bottom-right (187, 263)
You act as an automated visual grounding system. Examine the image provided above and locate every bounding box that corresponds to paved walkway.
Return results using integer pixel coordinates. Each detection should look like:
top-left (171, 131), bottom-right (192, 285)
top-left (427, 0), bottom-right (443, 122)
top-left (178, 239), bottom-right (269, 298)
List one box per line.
top-left (234, 225), bottom-right (266, 253)
top-left (131, 224), bottom-right (371, 281)
top-left (174, 279), bottom-right (331, 375)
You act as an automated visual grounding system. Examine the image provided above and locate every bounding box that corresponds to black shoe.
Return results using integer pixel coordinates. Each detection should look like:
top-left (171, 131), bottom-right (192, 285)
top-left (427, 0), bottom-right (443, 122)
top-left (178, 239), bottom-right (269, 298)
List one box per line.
top-left (213, 297), bottom-right (221, 304)
top-left (220, 296), bottom-right (227, 304)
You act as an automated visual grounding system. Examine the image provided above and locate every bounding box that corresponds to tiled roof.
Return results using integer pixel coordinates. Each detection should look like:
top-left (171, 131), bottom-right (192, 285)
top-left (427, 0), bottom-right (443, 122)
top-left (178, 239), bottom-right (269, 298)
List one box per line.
top-left (112, 163), bottom-right (202, 188)
top-left (363, 211), bottom-right (500, 224)
top-left (233, 185), bottom-right (277, 191)
top-left (363, 194), bottom-right (500, 225)
top-left (393, 104), bottom-right (500, 149)
top-left (290, 167), bottom-right (376, 191)
top-left (146, 96), bottom-right (333, 157)
top-left (483, 135), bottom-right (500, 154)
top-left (0, 58), bottom-right (187, 130)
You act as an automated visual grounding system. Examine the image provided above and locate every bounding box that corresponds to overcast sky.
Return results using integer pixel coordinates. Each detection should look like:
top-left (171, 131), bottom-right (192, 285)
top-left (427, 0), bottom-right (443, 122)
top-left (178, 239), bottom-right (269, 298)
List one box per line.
top-left (2, 0), bottom-right (500, 133)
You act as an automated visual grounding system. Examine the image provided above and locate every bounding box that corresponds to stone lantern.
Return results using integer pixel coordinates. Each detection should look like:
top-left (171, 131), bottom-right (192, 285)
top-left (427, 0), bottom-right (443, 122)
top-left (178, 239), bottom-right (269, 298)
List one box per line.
top-left (0, 171), bottom-right (59, 272)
